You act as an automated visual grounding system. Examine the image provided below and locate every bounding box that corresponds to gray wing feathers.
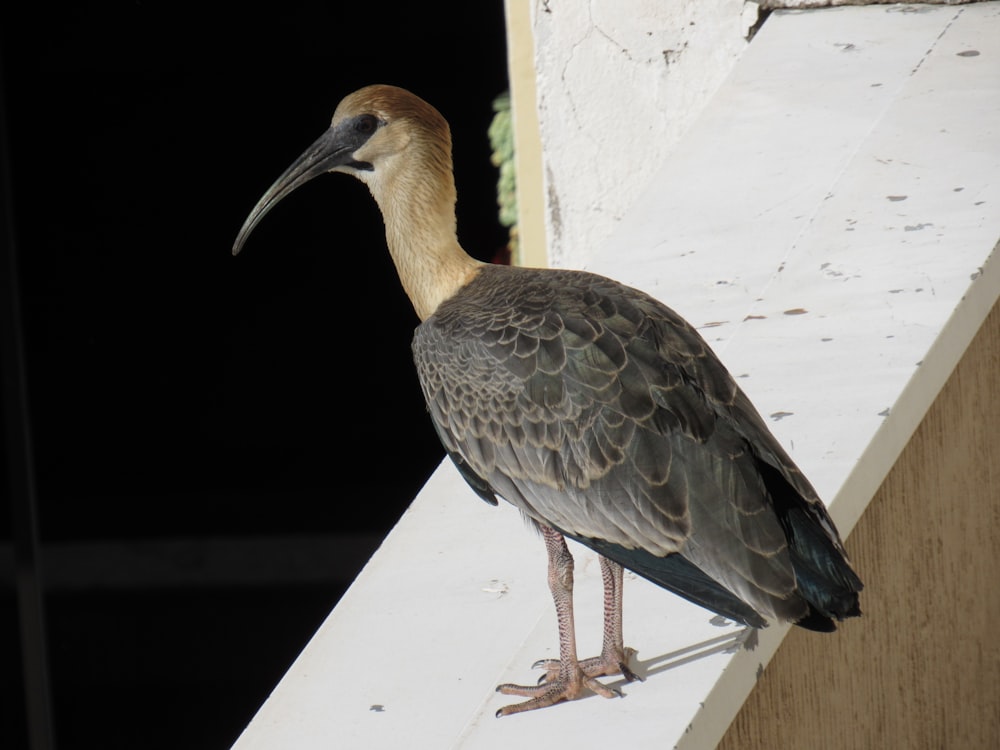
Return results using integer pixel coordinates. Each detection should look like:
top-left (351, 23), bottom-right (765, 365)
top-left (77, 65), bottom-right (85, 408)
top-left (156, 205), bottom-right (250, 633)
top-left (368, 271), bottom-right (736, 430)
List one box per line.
top-left (413, 265), bottom-right (829, 622)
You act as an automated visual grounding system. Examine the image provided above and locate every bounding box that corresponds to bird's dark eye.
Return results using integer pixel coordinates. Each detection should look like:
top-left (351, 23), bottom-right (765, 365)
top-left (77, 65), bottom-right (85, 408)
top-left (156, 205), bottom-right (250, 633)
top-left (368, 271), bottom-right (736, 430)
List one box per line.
top-left (354, 114), bottom-right (379, 135)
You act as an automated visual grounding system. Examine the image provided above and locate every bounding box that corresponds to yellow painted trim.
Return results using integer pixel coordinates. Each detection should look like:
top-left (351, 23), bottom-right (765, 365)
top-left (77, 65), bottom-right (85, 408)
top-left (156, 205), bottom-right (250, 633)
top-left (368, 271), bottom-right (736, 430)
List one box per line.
top-left (503, 0), bottom-right (547, 268)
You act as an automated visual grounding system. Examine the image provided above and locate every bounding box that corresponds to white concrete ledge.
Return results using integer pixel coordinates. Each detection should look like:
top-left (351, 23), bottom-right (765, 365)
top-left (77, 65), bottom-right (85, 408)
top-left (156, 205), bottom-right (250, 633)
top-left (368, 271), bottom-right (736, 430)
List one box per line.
top-left (232, 4), bottom-right (1000, 748)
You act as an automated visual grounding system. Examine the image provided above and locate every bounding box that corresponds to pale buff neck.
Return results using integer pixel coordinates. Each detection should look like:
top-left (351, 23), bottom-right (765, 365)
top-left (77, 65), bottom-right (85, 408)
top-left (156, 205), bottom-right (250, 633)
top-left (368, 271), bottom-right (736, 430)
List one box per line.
top-left (364, 156), bottom-right (484, 322)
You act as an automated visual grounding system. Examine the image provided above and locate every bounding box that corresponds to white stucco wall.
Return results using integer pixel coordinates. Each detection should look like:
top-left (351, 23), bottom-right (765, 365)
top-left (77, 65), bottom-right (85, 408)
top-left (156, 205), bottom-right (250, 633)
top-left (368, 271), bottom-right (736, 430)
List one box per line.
top-left (530, 0), bottom-right (760, 267)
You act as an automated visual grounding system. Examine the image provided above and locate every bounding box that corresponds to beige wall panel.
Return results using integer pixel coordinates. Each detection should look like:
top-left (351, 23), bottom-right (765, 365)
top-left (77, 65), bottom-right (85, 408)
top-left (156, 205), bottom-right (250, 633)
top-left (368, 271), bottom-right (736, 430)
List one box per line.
top-left (718, 303), bottom-right (1000, 749)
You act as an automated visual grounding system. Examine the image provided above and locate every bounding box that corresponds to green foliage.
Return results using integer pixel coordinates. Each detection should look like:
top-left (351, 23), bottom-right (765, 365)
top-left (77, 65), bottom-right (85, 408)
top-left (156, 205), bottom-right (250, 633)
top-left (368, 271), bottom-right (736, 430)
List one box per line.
top-left (488, 91), bottom-right (518, 259)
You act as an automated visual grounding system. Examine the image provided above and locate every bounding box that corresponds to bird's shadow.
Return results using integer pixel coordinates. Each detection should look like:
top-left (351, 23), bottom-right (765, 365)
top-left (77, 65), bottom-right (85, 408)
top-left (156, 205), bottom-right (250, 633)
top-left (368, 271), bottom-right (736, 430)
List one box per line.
top-left (639, 625), bottom-right (756, 679)
top-left (606, 624), bottom-right (758, 692)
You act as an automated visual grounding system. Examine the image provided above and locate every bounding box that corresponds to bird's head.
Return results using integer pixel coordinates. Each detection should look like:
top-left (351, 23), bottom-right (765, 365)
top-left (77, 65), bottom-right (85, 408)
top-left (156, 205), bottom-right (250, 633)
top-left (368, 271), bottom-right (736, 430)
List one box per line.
top-left (232, 84), bottom-right (454, 255)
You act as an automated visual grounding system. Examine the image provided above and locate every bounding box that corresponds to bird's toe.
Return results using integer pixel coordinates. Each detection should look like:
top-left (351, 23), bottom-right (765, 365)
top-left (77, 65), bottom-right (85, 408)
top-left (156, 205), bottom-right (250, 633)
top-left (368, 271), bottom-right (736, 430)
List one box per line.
top-left (495, 669), bottom-right (621, 717)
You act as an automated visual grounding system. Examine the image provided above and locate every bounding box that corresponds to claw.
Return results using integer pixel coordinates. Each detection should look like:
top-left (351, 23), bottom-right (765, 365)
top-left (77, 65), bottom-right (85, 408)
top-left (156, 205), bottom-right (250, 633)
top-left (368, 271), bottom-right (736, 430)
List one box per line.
top-left (617, 647), bottom-right (644, 682)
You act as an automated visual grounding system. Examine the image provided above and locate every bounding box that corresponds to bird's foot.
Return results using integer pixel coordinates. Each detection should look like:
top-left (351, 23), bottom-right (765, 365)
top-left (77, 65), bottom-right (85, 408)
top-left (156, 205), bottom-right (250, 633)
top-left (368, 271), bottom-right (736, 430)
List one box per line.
top-left (495, 660), bottom-right (621, 717)
top-left (494, 647), bottom-right (641, 717)
top-left (533, 645), bottom-right (643, 685)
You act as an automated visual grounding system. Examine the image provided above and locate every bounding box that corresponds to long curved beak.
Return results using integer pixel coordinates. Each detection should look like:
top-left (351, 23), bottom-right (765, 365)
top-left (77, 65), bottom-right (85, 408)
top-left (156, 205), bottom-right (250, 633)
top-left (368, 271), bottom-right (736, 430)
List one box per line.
top-left (232, 126), bottom-right (356, 256)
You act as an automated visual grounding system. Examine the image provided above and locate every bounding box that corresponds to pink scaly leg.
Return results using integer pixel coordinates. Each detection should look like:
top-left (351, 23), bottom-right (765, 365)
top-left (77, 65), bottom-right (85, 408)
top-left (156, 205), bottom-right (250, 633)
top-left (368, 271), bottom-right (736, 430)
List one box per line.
top-left (533, 554), bottom-right (641, 685)
top-left (495, 527), bottom-right (636, 717)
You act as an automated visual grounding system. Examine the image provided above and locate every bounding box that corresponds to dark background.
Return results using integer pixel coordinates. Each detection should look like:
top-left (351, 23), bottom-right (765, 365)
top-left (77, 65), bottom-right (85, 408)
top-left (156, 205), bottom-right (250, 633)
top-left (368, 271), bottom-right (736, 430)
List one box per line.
top-left (1, 4), bottom-right (509, 748)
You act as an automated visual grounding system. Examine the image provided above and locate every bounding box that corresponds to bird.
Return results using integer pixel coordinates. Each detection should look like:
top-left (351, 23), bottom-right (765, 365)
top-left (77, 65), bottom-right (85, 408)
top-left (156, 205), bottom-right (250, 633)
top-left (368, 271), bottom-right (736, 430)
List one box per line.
top-left (232, 84), bottom-right (863, 717)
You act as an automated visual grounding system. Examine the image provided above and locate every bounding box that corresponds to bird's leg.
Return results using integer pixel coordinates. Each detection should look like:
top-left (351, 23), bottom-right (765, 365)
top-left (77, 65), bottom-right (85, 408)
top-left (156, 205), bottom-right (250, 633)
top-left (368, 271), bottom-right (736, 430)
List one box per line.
top-left (495, 526), bottom-right (621, 717)
top-left (535, 555), bottom-right (642, 684)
